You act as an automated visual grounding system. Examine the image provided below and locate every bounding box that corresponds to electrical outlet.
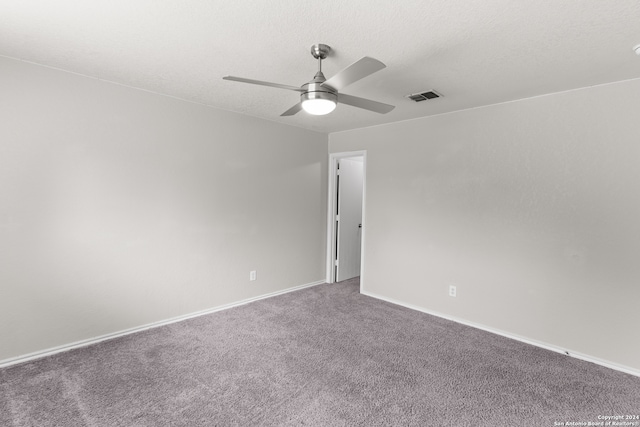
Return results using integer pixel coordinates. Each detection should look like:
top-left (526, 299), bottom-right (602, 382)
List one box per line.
top-left (449, 285), bottom-right (457, 297)
top-left (250, 271), bottom-right (257, 281)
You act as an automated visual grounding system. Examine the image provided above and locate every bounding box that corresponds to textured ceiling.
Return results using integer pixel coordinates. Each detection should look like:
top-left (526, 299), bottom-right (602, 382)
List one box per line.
top-left (2, 0), bottom-right (640, 133)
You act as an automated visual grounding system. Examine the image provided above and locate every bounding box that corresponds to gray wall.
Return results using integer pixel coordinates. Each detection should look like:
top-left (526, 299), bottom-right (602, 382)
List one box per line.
top-left (0, 57), bottom-right (328, 361)
top-left (330, 78), bottom-right (640, 372)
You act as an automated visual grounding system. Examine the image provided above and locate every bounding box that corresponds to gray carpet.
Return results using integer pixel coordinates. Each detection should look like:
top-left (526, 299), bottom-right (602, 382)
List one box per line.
top-left (1, 278), bottom-right (639, 426)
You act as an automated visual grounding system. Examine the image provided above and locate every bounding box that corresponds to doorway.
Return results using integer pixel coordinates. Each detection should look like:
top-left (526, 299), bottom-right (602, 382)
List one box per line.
top-left (327, 151), bottom-right (366, 288)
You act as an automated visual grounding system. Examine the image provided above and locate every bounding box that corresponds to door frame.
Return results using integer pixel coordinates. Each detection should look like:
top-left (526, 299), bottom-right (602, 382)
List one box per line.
top-left (326, 151), bottom-right (367, 291)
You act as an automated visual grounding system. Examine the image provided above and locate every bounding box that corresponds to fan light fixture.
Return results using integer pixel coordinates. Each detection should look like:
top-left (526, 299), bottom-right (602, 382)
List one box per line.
top-left (301, 92), bottom-right (337, 115)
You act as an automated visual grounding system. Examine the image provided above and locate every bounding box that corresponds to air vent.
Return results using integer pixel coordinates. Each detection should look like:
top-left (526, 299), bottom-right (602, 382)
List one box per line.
top-left (407, 90), bottom-right (442, 102)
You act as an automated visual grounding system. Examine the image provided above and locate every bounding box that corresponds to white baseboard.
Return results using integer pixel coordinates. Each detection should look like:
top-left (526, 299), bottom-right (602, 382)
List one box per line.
top-left (0, 280), bottom-right (325, 369)
top-left (361, 290), bottom-right (640, 378)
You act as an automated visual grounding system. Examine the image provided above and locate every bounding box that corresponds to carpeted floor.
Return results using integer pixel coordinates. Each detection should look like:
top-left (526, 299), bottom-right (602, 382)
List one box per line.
top-left (1, 277), bottom-right (639, 426)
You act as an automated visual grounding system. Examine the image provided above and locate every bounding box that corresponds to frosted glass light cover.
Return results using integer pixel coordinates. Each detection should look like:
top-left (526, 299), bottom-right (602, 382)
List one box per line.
top-left (302, 99), bottom-right (336, 115)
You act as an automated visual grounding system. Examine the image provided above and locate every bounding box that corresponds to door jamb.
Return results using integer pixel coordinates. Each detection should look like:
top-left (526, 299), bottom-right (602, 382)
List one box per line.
top-left (326, 151), bottom-right (367, 292)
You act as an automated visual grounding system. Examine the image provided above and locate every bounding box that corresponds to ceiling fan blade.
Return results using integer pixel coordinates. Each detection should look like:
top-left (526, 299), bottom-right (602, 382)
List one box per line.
top-left (223, 76), bottom-right (304, 92)
top-left (280, 102), bottom-right (303, 116)
top-left (337, 93), bottom-right (395, 114)
top-left (321, 57), bottom-right (386, 91)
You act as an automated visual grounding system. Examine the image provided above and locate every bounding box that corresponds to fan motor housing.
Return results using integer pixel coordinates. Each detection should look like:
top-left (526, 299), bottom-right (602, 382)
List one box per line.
top-left (301, 82), bottom-right (337, 103)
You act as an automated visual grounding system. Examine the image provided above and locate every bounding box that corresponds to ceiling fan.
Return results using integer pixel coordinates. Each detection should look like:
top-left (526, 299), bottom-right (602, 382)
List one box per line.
top-left (223, 44), bottom-right (394, 116)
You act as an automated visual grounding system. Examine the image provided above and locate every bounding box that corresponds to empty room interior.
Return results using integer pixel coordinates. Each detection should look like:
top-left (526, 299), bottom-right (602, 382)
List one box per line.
top-left (1, 1), bottom-right (640, 426)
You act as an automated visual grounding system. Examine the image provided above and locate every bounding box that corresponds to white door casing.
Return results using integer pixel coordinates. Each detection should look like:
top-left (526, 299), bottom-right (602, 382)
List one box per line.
top-left (336, 158), bottom-right (364, 282)
top-left (326, 151), bottom-right (367, 288)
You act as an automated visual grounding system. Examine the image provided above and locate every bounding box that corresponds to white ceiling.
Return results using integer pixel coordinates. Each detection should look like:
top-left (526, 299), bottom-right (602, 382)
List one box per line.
top-left (2, 0), bottom-right (640, 133)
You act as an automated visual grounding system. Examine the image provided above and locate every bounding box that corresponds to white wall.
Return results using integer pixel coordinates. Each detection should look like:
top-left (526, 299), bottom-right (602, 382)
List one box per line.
top-left (330, 78), bottom-right (640, 372)
top-left (0, 57), bottom-right (327, 362)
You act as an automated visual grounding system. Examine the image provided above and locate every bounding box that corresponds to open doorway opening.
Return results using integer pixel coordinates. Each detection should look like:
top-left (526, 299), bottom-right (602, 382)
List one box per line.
top-left (327, 151), bottom-right (366, 289)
